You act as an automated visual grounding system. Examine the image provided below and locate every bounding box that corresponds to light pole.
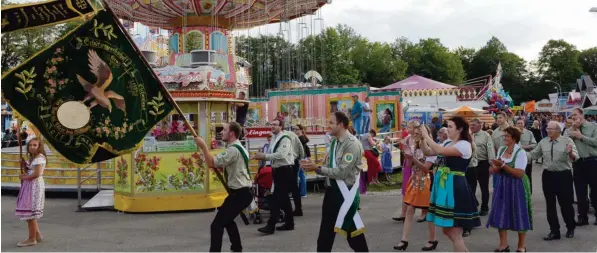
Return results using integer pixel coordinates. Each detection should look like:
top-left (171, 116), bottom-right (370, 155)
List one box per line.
top-left (545, 80), bottom-right (562, 112)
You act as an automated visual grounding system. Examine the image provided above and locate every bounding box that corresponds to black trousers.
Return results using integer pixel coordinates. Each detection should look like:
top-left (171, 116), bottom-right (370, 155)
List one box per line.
top-left (317, 188), bottom-right (369, 252)
top-left (465, 160), bottom-right (491, 211)
top-left (291, 159), bottom-right (303, 212)
top-left (542, 170), bottom-right (576, 233)
top-left (267, 166), bottom-right (295, 228)
top-left (210, 187), bottom-right (253, 252)
top-left (573, 158), bottom-right (597, 220)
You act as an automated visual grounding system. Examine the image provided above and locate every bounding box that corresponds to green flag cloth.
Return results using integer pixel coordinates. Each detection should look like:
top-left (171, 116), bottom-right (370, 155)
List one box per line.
top-left (1, 9), bottom-right (173, 164)
top-left (1, 0), bottom-right (96, 33)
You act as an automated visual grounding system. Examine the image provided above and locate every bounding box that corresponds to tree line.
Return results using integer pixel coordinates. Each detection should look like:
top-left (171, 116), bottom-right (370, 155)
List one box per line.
top-left (237, 25), bottom-right (597, 103)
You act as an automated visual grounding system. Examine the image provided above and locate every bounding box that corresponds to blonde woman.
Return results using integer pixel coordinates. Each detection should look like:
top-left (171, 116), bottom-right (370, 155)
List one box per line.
top-left (15, 138), bottom-right (47, 247)
top-left (394, 125), bottom-right (438, 251)
top-left (393, 120), bottom-right (418, 221)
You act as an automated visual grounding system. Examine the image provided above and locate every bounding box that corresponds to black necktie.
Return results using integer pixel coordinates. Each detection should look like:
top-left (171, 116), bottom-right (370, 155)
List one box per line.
top-left (551, 141), bottom-right (554, 161)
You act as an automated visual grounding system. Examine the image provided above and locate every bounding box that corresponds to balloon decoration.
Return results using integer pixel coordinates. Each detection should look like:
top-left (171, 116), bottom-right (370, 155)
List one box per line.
top-left (485, 87), bottom-right (514, 115)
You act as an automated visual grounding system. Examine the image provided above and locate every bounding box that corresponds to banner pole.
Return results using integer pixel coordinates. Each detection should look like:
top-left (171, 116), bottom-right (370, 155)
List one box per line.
top-left (99, 0), bottom-right (249, 224)
top-left (17, 118), bottom-right (24, 183)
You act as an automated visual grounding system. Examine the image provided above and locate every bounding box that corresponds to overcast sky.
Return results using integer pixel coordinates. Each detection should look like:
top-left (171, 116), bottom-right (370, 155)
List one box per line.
top-left (344, 0), bottom-right (597, 61)
top-left (245, 0), bottom-right (597, 62)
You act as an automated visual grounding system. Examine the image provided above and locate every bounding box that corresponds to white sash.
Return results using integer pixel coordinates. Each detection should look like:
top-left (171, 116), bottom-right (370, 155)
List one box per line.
top-left (329, 139), bottom-right (364, 235)
top-left (334, 174), bottom-right (364, 234)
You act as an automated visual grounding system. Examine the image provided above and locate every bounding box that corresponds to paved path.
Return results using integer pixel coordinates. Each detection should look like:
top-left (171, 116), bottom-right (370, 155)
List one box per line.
top-left (2, 163), bottom-right (597, 252)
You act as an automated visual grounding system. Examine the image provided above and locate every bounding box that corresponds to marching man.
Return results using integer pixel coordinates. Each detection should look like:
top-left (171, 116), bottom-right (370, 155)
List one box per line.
top-left (252, 118), bottom-right (296, 235)
top-left (194, 122), bottom-right (253, 252)
top-left (301, 111), bottom-right (369, 252)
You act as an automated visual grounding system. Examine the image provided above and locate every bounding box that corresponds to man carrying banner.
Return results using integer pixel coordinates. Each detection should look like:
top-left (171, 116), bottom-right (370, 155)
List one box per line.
top-left (252, 118), bottom-right (295, 235)
top-left (301, 111), bottom-right (369, 252)
top-left (195, 122), bottom-right (253, 252)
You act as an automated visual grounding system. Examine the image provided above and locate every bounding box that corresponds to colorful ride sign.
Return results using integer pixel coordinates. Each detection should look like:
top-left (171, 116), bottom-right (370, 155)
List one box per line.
top-left (244, 127), bottom-right (271, 138)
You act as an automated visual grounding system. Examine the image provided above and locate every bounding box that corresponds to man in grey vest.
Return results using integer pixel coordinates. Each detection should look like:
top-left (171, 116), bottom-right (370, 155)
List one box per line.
top-left (252, 118), bottom-right (295, 235)
top-left (527, 121), bottom-right (578, 240)
top-left (195, 122), bottom-right (253, 252)
top-left (467, 118), bottom-right (496, 216)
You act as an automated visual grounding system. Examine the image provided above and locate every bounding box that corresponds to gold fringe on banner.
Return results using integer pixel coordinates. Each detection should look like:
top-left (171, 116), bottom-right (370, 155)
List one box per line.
top-left (1, 0), bottom-right (97, 33)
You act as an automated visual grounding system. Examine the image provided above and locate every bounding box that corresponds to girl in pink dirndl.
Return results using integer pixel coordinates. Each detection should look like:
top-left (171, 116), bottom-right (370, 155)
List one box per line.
top-left (15, 137), bottom-right (46, 247)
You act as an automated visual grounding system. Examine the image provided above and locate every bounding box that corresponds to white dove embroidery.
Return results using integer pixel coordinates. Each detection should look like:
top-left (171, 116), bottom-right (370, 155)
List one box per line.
top-left (76, 49), bottom-right (126, 113)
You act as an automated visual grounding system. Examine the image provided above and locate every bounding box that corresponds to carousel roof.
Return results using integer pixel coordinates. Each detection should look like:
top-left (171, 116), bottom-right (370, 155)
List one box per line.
top-left (105, 0), bottom-right (329, 29)
top-left (381, 75), bottom-right (456, 91)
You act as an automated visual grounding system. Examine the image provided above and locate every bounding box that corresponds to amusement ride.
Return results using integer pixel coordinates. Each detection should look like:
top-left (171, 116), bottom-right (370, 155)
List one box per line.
top-left (2, 0), bottom-right (332, 213)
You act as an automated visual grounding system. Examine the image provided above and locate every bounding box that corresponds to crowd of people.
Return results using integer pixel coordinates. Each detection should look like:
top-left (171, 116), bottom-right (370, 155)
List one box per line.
top-left (12, 103), bottom-right (597, 252)
top-left (389, 108), bottom-right (596, 252)
top-left (1, 128), bottom-right (29, 148)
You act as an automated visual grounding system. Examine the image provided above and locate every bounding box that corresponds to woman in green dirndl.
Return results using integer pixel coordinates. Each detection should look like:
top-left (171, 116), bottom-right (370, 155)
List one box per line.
top-left (420, 116), bottom-right (481, 252)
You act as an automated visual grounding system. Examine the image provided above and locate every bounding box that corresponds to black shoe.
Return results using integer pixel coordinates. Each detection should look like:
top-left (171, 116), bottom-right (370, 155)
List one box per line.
top-left (393, 240), bottom-right (408, 251)
top-left (480, 210), bottom-right (489, 216)
top-left (462, 230), bottom-right (471, 237)
top-left (417, 218), bottom-right (427, 223)
top-left (276, 224), bottom-right (294, 231)
top-left (257, 226), bottom-right (275, 235)
top-left (421, 241), bottom-right (438, 251)
top-left (576, 218), bottom-right (589, 226)
top-left (393, 217), bottom-right (406, 222)
top-left (566, 230), bottom-right (574, 238)
top-left (293, 210), bottom-right (303, 217)
top-left (543, 232), bottom-right (560, 241)
top-left (494, 245), bottom-right (510, 252)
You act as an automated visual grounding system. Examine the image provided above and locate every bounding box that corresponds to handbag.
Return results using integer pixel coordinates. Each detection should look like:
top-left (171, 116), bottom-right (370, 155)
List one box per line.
top-left (371, 146), bottom-right (380, 157)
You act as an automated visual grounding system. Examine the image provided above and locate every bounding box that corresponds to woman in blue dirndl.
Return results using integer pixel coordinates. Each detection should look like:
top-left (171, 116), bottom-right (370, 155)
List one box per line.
top-left (420, 116), bottom-right (481, 252)
top-left (486, 126), bottom-right (532, 252)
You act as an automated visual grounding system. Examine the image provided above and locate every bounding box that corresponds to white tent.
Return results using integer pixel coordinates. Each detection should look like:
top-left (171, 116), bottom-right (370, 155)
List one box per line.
top-left (445, 105), bottom-right (486, 113)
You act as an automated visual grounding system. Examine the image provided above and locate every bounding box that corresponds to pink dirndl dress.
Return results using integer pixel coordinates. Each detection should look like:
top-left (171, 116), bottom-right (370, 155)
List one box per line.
top-left (16, 155), bottom-right (46, 220)
top-left (400, 137), bottom-right (414, 195)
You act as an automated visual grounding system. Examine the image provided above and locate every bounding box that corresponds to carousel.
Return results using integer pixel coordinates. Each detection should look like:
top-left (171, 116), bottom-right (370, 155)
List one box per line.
top-left (0, 0), bottom-right (331, 213)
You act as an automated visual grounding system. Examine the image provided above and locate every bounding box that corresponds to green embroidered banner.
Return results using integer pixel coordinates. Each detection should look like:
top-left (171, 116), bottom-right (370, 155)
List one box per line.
top-left (1, 10), bottom-right (174, 164)
top-left (1, 0), bottom-right (96, 33)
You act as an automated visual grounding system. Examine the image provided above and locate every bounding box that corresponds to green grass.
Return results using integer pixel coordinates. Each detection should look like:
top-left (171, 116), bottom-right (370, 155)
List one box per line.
top-left (366, 172), bottom-right (403, 192)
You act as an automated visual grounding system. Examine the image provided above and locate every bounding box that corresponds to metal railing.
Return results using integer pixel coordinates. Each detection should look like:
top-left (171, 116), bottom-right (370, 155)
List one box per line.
top-left (241, 129), bottom-right (404, 165)
top-left (76, 162), bottom-right (104, 211)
